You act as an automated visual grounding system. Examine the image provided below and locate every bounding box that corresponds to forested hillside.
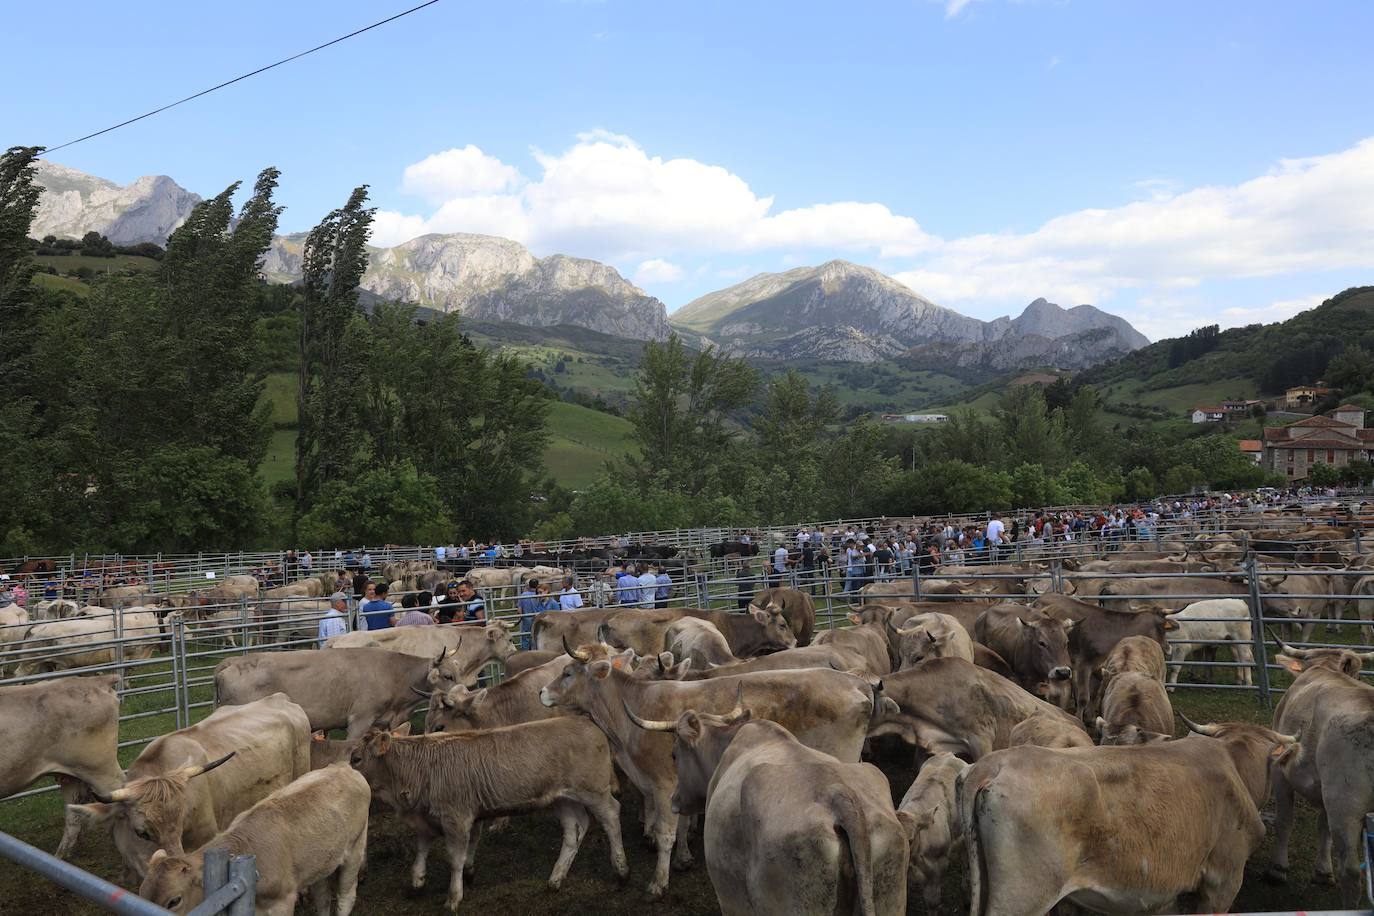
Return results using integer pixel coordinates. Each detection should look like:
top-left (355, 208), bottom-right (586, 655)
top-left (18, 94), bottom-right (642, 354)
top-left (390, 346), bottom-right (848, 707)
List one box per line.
top-left (1080, 287), bottom-right (1374, 394)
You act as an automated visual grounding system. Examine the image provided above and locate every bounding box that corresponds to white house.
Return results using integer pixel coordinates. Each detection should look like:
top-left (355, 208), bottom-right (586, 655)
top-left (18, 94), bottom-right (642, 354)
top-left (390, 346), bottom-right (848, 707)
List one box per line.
top-left (1191, 406), bottom-right (1226, 424)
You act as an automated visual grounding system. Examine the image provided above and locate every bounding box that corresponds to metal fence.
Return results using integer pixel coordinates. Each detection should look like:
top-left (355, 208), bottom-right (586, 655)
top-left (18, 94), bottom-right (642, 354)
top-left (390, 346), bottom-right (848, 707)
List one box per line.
top-left (0, 831), bottom-right (255, 915)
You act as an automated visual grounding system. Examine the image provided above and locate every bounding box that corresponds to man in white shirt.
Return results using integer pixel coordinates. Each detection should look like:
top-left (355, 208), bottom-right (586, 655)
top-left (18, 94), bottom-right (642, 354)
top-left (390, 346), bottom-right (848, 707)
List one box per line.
top-left (434, 544), bottom-right (447, 564)
top-left (559, 576), bottom-right (584, 610)
top-left (318, 592), bottom-right (349, 647)
top-left (772, 545), bottom-right (789, 587)
top-left (637, 565), bottom-right (658, 609)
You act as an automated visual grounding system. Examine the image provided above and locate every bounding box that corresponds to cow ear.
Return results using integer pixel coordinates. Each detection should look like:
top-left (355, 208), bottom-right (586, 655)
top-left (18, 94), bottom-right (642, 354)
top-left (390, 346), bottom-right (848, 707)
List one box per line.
top-left (66, 803), bottom-right (120, 828)
top-left (426, 668), bottom-right (442, 686)
top-left (846, 612), bottom-right (862, 625)
top-left (393, 722), bottom-right (413, 736)
top-left (611, 649), bottom-right (635, 670)
top-left (375, 732), bottom-right (392, 756)
top-left (486, 628), bottom-right (500, 640)
top-left (1275, 653), bottom-right (1305, 674)
top-left (1340, 655), bottom-right (1361, 678)
top-left (590, 660), bottom-right (613, 680)
top-left (311, 731), bottom-right (326, 743)
top-left (879, 696), bottom-right (901, 716)
top-left (149, 848), bottom-right (168, 867)
top-left (753, 607), bottom-right (771, 625)
top-left (1162, 617), bottom-right (1180, 631)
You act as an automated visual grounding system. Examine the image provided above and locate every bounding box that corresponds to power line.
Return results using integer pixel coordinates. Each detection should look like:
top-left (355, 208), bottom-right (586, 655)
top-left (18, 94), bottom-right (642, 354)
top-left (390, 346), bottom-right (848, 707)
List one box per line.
top-left (44, 0), bottom-right (441, 155)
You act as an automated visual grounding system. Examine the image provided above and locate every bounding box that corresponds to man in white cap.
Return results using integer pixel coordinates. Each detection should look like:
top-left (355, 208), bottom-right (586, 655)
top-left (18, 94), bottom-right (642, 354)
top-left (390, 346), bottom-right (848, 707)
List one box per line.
top-left (318, 592), bottom-right (350, 647)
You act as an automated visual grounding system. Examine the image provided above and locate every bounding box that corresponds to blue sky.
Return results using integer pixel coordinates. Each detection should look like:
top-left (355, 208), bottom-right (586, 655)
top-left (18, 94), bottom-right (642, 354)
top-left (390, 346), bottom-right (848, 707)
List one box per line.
top-left (8, 0), bottom-right (1374, 338)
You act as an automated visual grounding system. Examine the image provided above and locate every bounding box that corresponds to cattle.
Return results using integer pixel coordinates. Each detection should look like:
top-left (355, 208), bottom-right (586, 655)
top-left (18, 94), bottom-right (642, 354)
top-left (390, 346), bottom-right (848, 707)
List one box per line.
top-left (664, 618), bottom-right (736, 669)
top-left (309, 723), bottom-right (411, 770)
top-left (139, 764), bottom-right (370, 916)
top-left (1268, 640), bottom-right (1374, 906)
top-left (1033, 594), bottom-right (1180, 722)
top-left (893, 612), bottom-right (974, 669)
top-left (896, 752), bottom-right (968, 910)
top-left (0, 675), bottom-right (124, 859)
top-left (750, 587), bottom-right (816, 646)
top-left (626, 702), bottom-right (907, 916)
top-left (974, 604), bottom-right (1073, 706)
top-left (214, 648), bottom-right (451, 739)
top-left (814, 610), bottom-right (893, 675)
top-left (1261, 572), bottom-right (1334, 641)
top-left (199, 574), bottom-right (260, 604)
top-left (327, 622), bottom-right (516, 687)
top-left (70, 693), bottom-right (310, 882)
top-left (539, 644), bottom-right (874, 896)
top-left (1007, 712), bottom-right (1094, 749)
top-left (463, 566), bottom-right (520, 589)
top-left (351, 718), bottom-right (629, 910)
top-left (661, 643), bottom-right (875, 680)
top-left (1095, 672), bottom-right (1174, 745)
top-left (868, 657), bottom-right (1087, 761)
top-left (709, 540), bottom-right (759, 558)
top-left (1349, 572), bottom-right (1374, 644)
top-left (30, 598), bottom-right (79, 621)
top-left (531, 607), bottom-right (625, 653)
top-left (960, 719), bottom-right (1299, 915)
top-left (1100, 633), bottom-right (1168, 688)
top-left (425, 655), bottom-right (568, 734)
top-left (1165, 598), bottom-right (1255, 688)
top-left (0, 602), bottom-right (30, 658)
top-left (599, 606), bottom-right (796, 659)
top-left (12, 611), bottom-right (162, 681)
top-left (937, 563), bottom-right (1045, 597)
top-left (100, 584), bottom-right (151, 608)
top-left (1096, 574), bottom-right (1246, 614)
top-left (504, 649), bottom-right (561, 676)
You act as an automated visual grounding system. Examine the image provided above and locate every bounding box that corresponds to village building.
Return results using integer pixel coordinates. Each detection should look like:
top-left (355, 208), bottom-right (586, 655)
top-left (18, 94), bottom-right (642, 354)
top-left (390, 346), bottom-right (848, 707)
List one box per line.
top-left (1261, 405), bottom-right (1370, 480)
top-left (1190, 406), bottom-right (1226, 424)
top-left (1284, 384), bottom-right (1335, 410)
top-left (1238, 439), bottom-right (1262, 465)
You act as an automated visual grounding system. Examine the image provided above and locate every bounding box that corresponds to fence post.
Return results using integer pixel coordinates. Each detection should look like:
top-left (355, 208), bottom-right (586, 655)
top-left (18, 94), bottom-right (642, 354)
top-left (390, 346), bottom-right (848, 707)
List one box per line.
top-left (202, 845), bottom-right (228, 902)
top-left (169, 615), bottom-right (185, 730)
top-left (227, 853), bottom-right (257, 916)
top-left (1244, 558), bottom-right (1272, 709)
top-left (1355, 524), bottom-right (1363, 556)
top-left (911, 560), bottom-right (921, 601)
top-left (239, 597), bottom-right (251, 653)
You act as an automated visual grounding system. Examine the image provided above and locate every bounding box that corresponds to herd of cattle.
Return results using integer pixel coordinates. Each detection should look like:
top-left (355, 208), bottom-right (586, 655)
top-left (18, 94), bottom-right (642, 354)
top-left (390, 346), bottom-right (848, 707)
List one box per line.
top-left (2, 510), bottom-right (1374, 914)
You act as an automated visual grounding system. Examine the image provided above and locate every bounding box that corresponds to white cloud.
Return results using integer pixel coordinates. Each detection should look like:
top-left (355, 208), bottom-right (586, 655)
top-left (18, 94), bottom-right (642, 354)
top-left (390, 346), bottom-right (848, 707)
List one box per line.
top-left (945, 0), bottom-right (981, 17)
top-left (633, 258), bottom-right (683, 284)
top-left (1221, 294), bottom-right (1326, 325)
top-left (400, 145), bottom-right (522, 204)
top-left (900, 138), bottom-right (1374, 308)
top-left (1047, 55), bottom-right (1060, 69)
top-left (375, 132), bottom-right (932, 260)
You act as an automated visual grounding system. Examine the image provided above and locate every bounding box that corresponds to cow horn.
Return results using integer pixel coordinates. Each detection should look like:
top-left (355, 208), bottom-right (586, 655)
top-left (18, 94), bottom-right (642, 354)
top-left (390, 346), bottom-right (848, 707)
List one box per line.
top-left (621, 698), bottom-right (677, 732)
top-left (1177, 713), bottom-right (1220, 737)
top-left (411, 686), bottom-right (433, 699)
top-left (175, 751), bottom-right (236, 780)
top-left (1265, 627), bottom-right (1306, 658)
top-left (433, 647), bottom-right (449, 667)
top-left (1355, 649), bottom-right (1374, 662)
top-left (718, 684), bottom-right (748, 724)
top-left (895, 620), bottom-right (922, 635)
top-left (92, 785), bottom-right (133, 803)
top-left (563, 635), bottom-right (590, 662)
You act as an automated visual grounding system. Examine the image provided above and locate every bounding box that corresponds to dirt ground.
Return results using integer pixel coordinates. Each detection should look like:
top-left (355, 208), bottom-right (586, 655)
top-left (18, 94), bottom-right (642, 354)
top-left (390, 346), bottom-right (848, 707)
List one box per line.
top-left (0, 688), bottom-right (1352, 915)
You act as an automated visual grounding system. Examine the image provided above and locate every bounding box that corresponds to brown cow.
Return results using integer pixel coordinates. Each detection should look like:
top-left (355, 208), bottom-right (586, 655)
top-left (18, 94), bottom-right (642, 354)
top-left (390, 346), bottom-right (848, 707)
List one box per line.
top-left (1095, 672), bottom-right (1174, 745)
top-left (974, 604), bottom-right (1073, 707)
top-left (351, 718), bottom-right (628, 909)
top-left (425, 655), bottom-right (568, 734)
top-left (896, 752), bottom-right (969, 910)
top-left (1268, 640), bottom-right (1374, 905)
top-left (960, 719), bottom-right (1298, 915)
top-left (750, 587), bottom-right (817, 646)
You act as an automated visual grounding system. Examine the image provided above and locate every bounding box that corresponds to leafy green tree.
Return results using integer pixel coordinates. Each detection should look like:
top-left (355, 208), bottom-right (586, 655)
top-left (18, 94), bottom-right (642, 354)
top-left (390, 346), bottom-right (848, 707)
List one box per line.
top-left (919, 408), bottom-right (1000, 466)
top-left (885, 461), bottom-right (1013, 515)
top-left (1161, 464), bottom-right (1202, 494)
top-left (1011, 463), bottom-right (1058, 508)
top-left (1339, 459), bottom-right (1374, 487)
top-left (996, 385), bottom-right (1069, 473)
top-left (1325, 346), bottom-right (1374, 396)
top-left (623, 333), bottom-right (757, 493)
top-left (1123, 466), bottom-right (1158, 501)
top-left (1306, 462), bottom-right (1340, 487)
top-left (296, 186), bottom-right (375, 512)
top-left (296, 461), bottom-right (453, 546)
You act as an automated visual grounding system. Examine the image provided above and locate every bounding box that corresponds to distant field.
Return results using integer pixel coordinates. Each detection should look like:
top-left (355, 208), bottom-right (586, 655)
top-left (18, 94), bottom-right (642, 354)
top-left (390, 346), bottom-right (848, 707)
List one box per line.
top-left (34, 253), bottom-right (159, 274)
top-left (31, 273), bottom-right (90, 296)
top-left (1103, 375), bottom-right (1263, 414)
top-left (544, 401), bottom-right (638, 488)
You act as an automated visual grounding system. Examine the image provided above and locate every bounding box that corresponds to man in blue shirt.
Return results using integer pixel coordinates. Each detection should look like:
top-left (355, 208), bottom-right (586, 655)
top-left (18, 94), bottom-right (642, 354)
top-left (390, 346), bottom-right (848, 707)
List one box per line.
top-left (654, 565), bottom-right (672, 609)
top-left (614, 564), bottom-right (637, 605)
top-left (359, 581), bottom-right (395, 631)
top-left (517, 579), bottom-right (556, 650)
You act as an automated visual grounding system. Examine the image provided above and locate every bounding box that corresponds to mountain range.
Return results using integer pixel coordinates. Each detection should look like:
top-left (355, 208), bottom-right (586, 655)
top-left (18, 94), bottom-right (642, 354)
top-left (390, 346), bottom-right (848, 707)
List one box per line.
top-left (29, 161), bottom-right (1149, 367)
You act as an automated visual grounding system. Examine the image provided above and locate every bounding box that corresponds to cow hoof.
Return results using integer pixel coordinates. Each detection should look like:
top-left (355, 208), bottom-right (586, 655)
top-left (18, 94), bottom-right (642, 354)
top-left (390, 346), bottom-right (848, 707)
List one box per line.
top-left (640, 833), bottom-right (657, 849)
top-left (1312, 870), bottom-right (1335, 886)
top-left (646, 882), bottom-right (667, 898)
top-left (672, 857), bottom-right (695, 872)
top-left (1263, 867), bottom-right (1288, 885)
top-left (547, 878), bottom-right (563, 892)
top-left (616, 867), bottom-right (631, 886)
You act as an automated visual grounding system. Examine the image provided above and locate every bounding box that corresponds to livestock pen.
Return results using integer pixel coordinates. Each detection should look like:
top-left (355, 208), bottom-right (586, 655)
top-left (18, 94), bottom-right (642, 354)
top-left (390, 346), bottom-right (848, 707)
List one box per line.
top-left (3, 499), bottom-right (1374, 914)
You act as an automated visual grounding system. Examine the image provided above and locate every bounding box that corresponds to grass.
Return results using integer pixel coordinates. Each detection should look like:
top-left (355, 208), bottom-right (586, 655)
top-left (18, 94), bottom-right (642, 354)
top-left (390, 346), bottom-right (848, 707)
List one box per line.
top-left (259, 371), bottom-right (298, 428)
top-left (31, 273), bottom-right (91, 297)
top-left (34, 253), bottom-right (160, 275)
top-left (544, 402), bottom-right (638, 489)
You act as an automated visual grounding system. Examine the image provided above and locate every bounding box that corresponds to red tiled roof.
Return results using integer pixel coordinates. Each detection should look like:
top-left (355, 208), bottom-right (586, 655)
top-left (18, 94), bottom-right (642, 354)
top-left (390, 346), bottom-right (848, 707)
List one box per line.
top-left (1263, 426), bottom-right (1290, 440)
top-left (1359, 430), bottom-right (1374, 442)
top-left (1193, 406), bottom-right (1225, 413)
top-left (1333, 404), bottom-right (1365, 412)
top-left (1289, 415), bottom-right (1352, 428)
top-left (1238, 440), bottom-right (1262, 451)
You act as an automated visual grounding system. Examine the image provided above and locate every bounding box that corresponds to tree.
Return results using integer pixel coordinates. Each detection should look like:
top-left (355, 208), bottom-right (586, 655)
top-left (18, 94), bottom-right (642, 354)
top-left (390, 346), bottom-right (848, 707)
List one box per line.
top-left (623, 334), bottom-right (757, 493)
top-left (752, 370), bottom-right (839, 521)
top-left (1325, 346), bottom-right (1374, 396)
top-left (0, 147), bottom-right (44, 388)
top-left (296, 461), bottom-right (453, 546)
top-left (885, 461), bottom-right (1013, 515)
top-left (1123, 466), bottom-right (1158, 501)
top-left (296, 185), bottom-right (375, 513)
top-left (996, 385), bottom-right (1069, 473)
top-left (1011, 463), bottom-right (1058, 508)
top-left (1306, 462), bottom-right (1340, 487)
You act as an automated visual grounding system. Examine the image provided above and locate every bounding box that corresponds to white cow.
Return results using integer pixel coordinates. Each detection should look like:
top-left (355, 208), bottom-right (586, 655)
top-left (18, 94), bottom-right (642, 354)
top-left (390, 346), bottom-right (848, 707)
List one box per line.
top-left (1166, 598), bottom-right (1255, 688)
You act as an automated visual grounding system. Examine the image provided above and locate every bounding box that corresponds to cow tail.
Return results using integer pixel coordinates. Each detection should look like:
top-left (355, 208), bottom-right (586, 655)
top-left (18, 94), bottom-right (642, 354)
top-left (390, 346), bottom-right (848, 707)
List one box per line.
top-left (828, 785), bottom-right (877, 916)
top-left (530, 614), bottom-right (547, 652)
top-left (959, 767), bottom-right (990, 916)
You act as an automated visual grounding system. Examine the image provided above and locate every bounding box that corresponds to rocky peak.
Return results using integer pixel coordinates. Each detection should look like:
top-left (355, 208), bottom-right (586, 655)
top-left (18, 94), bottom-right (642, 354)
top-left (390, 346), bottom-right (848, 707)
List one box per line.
top-left (31, 160), bottom-right (201, 245)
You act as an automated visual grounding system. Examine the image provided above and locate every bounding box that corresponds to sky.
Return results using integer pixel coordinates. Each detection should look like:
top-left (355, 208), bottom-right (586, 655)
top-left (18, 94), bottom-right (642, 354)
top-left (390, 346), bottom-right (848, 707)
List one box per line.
top-left (7, 0), bottom-right (1374, 340)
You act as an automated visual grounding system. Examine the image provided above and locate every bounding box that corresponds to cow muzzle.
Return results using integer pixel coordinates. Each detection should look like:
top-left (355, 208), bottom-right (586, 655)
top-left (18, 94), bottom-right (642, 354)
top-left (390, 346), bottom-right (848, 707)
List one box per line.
top-left (1050, 666), bottom-right (1071, 680)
